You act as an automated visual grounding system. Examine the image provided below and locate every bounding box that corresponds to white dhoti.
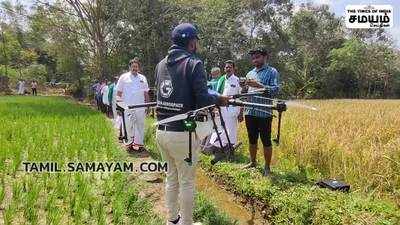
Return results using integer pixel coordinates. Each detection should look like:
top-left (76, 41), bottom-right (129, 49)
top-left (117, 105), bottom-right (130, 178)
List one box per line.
top-left (18, 84), bottom-right (25, 95)
top-left (123, 108), bottom-right (146, 146)
top-left (209, 74), bottom-right (241, 148)
top-left (210, 106), bottom-right (239, 147)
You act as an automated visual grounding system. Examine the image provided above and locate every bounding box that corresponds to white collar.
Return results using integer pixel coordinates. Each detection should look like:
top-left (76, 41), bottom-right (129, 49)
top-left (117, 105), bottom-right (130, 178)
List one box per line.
top-left (130, 72), bottom-right (139, 77)
top-left (226, 74), bottom-right (236, 80)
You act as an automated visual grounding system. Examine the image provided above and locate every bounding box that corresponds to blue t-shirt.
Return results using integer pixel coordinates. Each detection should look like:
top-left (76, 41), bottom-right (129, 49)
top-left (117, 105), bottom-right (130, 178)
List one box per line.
top-left (244, 64), bottom-right (280, 118)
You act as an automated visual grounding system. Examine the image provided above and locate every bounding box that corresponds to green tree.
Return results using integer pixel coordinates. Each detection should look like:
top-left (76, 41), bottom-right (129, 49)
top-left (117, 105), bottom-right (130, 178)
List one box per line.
top-left (0, 27), bottom-right (22, 76)
top-left (285, 5), bottom-right (344, 98)
top-left (326, 38), bottom-right (365, 98)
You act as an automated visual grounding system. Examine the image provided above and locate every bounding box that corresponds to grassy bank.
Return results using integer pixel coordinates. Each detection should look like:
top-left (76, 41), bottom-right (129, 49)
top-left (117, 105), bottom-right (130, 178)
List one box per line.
top-left (200, 157), bottom-right (399, 224)
top-left (0, 96), bottom-right (162, 224)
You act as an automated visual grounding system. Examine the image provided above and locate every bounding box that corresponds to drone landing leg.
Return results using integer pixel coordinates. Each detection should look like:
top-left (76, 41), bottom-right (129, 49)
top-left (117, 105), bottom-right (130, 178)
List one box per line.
top-left (274, 111), bottom-right (283, 145)
top-left (217, 107), bottom-right (233, 161)
top-left (184, 130), bottom-right (193, 166)
top-left (209, 108), bottom-right (224, 165)
top-left (119, 108), bottom-right (129, 143)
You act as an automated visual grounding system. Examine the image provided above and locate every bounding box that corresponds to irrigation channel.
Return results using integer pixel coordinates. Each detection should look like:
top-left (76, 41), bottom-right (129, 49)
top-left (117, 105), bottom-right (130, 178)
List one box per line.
top-left (196, 169), bottom-right (266, 224)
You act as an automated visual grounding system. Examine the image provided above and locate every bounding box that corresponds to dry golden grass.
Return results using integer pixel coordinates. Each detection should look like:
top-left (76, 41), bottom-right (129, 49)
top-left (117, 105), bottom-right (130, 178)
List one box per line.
top-left (237, 100), bottom-right (400, 204)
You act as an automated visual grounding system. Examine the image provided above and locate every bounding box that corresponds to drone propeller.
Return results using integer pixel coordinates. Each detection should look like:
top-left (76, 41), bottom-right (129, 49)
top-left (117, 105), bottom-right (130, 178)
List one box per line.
top-left (154, 113), bottom-right (189, 126)
top-left (232, 88), bottom-right (268, 99)
top-left (127, 102), bottom-right (157, 109)
top-left (249, 108), bottom-right (274, 117)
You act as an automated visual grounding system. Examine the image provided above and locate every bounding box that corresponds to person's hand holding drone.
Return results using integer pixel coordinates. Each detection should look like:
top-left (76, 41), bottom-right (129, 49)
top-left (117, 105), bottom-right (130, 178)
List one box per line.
top-left (245, 79), bottom-right (264, 89)
top-left (217, 95), bottom-right (230, 106)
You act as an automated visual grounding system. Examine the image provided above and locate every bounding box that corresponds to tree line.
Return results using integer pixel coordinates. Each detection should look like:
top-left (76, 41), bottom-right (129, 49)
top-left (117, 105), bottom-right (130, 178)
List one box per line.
top-left (0, 0), bottom-right (399, 98)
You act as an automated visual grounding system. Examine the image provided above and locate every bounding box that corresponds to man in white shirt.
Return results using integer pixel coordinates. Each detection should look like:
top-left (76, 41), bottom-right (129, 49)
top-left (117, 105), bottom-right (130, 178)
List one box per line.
top-left (221, 60), bottom-right (243, 145)
top-left (116, 58), bottom-right (150, 151)
top-left (211, 60), bottom-right (243, 149)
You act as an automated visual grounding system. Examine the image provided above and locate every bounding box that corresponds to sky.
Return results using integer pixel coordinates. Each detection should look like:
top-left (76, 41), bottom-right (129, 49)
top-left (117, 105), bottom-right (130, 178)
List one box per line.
top-left (8, 0), bottom-right (400, 47)
top-left (294, 0), bottom-right (400, 47)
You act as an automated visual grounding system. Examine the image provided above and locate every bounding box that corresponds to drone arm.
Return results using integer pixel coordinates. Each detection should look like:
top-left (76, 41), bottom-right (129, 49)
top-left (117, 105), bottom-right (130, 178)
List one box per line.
top-left (127, 102), bottom-right (157, 109)
top-left (231, 89), bottom-right (268, 99)
top-left (228, 99), bottom-right (273, 108)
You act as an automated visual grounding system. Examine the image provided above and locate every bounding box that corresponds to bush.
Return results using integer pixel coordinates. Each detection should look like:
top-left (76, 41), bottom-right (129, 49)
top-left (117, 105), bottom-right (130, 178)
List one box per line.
top-left (22, 64), bottom-right (47, 82)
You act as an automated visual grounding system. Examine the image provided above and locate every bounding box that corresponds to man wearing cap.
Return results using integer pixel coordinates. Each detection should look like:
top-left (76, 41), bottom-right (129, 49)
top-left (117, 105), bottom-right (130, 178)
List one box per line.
top-left (242, 47), bottom-right (280, 176)
top-left (116, 58), bottom-right (150, 151)
top-left (155, 23), bottom-right (229, 225)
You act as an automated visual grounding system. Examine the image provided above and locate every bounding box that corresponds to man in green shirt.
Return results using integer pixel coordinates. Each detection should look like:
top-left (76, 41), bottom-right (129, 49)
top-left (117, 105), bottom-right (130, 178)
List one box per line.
top-left (108, 76), bottom-right (119, 121)
top-left (208, 67), bottom-right (225, 93)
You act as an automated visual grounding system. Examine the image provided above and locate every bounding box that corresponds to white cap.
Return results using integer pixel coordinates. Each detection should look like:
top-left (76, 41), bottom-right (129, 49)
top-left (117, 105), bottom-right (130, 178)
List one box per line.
top-left (211, 67), bottom-right (220, 73)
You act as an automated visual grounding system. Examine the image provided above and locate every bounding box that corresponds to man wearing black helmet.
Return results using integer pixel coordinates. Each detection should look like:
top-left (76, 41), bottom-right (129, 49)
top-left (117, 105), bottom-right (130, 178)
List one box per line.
top-left (154, 23), bottom-right (229, 225)
top-left (242, 47), bottom-right (280, 177)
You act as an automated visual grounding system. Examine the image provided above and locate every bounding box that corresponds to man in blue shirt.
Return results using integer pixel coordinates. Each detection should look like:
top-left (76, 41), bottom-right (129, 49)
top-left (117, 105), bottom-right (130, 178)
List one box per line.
top-left (241, 47), bottom-right (280, 176)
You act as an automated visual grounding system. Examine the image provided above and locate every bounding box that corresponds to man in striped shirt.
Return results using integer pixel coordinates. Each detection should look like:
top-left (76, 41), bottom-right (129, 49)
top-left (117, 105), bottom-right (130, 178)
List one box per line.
top-left (242, 47), bottom-right (280, 176)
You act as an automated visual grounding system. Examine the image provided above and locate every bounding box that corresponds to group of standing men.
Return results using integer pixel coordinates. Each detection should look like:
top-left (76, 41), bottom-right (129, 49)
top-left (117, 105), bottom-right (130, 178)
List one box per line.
top-left (153, 23), bottom-right (280, 225)
top-left (207, 53), bottom-right (279, 175)
top-left (16, 79), bottom-right (38, 95)
top-left (16, 79), bottom-right (38, 96)
top-left (92, 77), bottom-right (117, 116)
top-left (94, 23), bottom-right (280, 225)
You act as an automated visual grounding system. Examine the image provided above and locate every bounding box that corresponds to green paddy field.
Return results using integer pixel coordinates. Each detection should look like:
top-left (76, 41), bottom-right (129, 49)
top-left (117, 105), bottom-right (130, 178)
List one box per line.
top-left (1, 96), bottom-right (399, 225)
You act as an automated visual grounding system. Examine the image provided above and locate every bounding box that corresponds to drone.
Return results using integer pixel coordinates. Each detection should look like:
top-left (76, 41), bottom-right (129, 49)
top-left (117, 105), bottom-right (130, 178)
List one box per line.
top-left (116, 88), bottom-right (317, 165)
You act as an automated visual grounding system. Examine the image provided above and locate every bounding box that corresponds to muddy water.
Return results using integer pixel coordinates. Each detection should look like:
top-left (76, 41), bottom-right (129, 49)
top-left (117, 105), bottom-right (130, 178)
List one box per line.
top-left (196, 169), bottom-right (266, 225)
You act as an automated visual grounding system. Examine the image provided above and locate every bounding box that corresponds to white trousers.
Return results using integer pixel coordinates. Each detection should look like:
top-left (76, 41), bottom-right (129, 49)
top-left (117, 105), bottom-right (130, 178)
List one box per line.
top-left (221, 108), bottom-right (238, 145)
top-left (112, 102), bottom-right (121, 129)
top-left (156, 129), bottom-right (200, 225)
top-left (123, 109), bottom-right (145, 145)
top-left (211, 107), bottom-right (238, 147)
top-left (18, 86), bottom-right (25, 94)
